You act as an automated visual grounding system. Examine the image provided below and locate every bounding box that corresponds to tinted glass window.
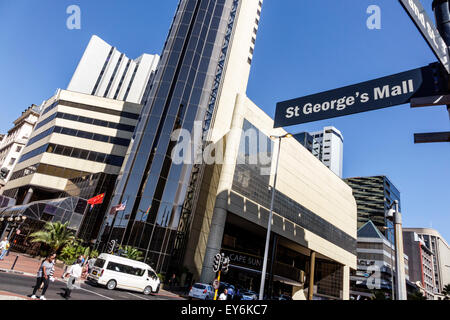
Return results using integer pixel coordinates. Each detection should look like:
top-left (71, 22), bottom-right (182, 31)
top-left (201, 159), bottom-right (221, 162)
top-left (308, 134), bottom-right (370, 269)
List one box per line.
top-left (193, 284), bottom-right (206, 290)
top-left (94, 258), bottom-right (106, 268)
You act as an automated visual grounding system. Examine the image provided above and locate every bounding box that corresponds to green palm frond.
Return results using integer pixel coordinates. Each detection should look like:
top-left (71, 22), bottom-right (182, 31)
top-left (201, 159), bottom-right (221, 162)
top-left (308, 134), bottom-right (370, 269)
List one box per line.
top-left (30, 221), bottom-right (75, 253)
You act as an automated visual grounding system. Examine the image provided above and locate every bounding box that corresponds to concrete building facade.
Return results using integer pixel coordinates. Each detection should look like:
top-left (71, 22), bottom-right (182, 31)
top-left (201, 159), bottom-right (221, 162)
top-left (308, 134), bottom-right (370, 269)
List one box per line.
top-left (350, 220), bottom-right (409, 300)
top-left (309, 126), bottom-right (344, 178)
top-left (403, 230), bottom-right (438, 299)
top-left (2, 90), bottom-right (141, 204)
top-left (0, 106), bottom-right (40, 192)
top-left (67, 35), bottom-right (160, 104)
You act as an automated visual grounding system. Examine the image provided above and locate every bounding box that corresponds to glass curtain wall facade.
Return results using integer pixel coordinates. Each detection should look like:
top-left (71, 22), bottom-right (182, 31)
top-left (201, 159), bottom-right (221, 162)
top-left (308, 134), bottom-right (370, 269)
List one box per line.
top-left (99, 0), bottom-right (240, 273)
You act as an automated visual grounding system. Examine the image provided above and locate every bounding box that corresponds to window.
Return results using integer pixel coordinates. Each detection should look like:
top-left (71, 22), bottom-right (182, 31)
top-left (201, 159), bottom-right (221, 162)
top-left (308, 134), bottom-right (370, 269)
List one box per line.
top-left (147, 270), bottom-right (157, 280)
top-left (16, 146), bottom-right (22, 153)
top-left (94, 259), bottom-right (106, 268)
top-left (8, 158), bottom-right (16, 166)
top-left (106, 262), bottom-right (145, 277)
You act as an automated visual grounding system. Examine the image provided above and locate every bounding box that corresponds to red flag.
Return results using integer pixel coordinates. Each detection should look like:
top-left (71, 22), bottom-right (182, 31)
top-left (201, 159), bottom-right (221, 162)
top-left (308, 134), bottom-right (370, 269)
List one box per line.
top-left (88, 193), bottom-right (105, 206)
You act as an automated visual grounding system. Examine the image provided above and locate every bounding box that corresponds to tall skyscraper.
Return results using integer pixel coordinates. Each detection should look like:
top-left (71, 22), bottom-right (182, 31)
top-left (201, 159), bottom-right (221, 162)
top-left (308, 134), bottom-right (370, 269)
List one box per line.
top-left (344, 176), bottom-right (401, 244)
top-left (100, 0), bottom-right (267, 272)
top-left (67, 35), bottom-right (160, 104)
top-left (295, 126), bottom-right (343, 178)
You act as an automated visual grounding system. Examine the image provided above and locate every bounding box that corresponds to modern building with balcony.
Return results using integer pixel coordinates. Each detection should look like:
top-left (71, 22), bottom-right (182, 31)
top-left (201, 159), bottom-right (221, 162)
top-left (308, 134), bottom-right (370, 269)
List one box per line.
top-left (344, 176), bottom-right (401, 244)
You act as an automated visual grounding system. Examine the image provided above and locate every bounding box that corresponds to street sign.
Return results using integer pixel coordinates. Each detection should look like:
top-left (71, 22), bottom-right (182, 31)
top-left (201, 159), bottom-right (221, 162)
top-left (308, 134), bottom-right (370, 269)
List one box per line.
top-left (399, 0), bottom-right (450, 73)
top-left (274, 63), bottom-right (445, 127)
top-left (213, 279), bottom-right (220, 290)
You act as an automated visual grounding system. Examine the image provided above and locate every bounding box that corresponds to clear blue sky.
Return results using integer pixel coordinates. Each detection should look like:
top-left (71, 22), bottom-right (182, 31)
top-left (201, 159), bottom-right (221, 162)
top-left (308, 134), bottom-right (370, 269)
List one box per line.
top-left (0, 1), bottom-right (448, 239)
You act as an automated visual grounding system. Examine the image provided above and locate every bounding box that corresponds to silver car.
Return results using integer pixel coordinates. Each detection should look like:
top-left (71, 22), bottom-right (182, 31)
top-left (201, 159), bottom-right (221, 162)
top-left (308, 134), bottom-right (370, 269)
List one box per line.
top-left (188, 283), bottom-right (215, 300)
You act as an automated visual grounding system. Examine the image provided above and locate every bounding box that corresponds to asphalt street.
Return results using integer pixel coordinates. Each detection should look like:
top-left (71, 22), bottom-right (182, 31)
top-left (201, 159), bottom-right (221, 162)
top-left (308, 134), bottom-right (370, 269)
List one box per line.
top-left (0, 272), bottom-right (184, 301)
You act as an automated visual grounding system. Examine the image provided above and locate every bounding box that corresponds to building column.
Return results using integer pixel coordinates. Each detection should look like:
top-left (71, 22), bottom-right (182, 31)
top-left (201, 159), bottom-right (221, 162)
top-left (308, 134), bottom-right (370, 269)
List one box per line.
top-left (22, 187), bottom-right (34, 205)
top-left (199, 93), bottom-right (246, 284)
top-left (308, 251), bottom-right (316, 300)
top-left (342, 265), bottom-right (350, 300)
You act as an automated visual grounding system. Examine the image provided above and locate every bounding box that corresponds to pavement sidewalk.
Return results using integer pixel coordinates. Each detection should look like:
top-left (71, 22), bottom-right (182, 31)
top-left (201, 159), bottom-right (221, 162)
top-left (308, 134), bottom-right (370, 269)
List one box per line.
top-left (0, 252), bottom-right (65, 278)
top-left (0, 290), bottom-right (30, 300)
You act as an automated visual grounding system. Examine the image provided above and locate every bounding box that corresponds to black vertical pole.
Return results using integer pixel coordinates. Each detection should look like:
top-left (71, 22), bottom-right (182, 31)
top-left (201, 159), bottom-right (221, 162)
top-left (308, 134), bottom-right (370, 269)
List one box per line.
top-left (433, 0), bottom-right (450, 118)
top-left (267, 234), bottom-right (278, 299)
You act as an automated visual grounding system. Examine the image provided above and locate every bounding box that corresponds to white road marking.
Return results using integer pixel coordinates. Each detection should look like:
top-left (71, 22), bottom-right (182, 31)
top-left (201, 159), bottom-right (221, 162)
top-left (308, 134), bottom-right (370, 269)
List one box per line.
top-left (126, 292), bottom-right (148, 300)
top-left (78, 287), bottom-right (114, 300)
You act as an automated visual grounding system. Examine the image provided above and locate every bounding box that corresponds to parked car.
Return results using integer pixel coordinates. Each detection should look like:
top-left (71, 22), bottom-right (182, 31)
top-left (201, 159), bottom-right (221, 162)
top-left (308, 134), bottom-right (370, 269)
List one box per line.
top-left (240, 290), bottom-right (258, 300)
top-left (188, 283), bottom-right (215, 300)
top-left (87, 253), bottom-right (160, 295)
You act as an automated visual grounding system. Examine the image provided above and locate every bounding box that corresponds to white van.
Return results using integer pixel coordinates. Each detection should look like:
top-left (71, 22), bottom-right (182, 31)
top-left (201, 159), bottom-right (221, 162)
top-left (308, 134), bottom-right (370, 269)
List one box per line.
top-left (87, 253), bottom-right (160, 295)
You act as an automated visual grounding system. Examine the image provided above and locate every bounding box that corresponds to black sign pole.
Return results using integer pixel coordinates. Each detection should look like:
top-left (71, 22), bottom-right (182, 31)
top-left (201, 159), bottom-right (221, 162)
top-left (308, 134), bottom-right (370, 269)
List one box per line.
top-left (399, 0), bottom-right (450, 73)
top-left (432, 0), bottom-right (450, 120)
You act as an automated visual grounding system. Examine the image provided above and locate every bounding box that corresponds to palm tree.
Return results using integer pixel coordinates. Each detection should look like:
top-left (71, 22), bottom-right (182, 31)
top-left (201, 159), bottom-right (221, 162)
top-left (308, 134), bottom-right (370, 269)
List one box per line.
top-left (408, 290), bottom-right (427, 300)
top-left (119, 246), bottom-right (144, 261)
top-left (30, 221), bottom-right (75, 255)
top-left (442, 284), bottom-right (450, 300)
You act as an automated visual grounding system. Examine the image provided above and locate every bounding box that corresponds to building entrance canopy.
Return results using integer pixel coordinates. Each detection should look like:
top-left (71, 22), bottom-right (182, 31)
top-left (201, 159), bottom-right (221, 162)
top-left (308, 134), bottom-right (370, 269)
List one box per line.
top-left (0, 196), bottom-right (86, 231)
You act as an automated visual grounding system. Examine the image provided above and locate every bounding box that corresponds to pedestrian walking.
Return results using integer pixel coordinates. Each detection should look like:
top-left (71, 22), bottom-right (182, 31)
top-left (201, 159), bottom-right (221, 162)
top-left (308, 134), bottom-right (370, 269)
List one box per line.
top-left (39, 257), bottom-right (56, 291)
top-left (61, 258), bottom-right (83, 299)
top-left (87, 256), bottom-right (96, 274)
top-left (30, 253), bottom-right (56, 300)
top-left (0, 237), bottom-right (9, 260)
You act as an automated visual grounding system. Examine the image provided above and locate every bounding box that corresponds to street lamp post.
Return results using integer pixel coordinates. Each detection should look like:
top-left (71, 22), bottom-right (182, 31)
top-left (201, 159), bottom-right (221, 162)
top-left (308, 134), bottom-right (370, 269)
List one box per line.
top-left (259, 133), bottom-right (292, 301)
top-left (386, 200), bottom-right (407, 300)
top-left (383, 225), bottom-right (395, 300)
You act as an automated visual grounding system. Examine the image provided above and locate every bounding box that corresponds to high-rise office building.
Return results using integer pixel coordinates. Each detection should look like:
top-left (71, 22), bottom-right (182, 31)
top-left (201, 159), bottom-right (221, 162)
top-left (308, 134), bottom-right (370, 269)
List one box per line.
top-left (67, 35), bottom-right (160, 104)
top-left (2, 90), bottom-right (141, 204)
top-left (0, 105), bottom-right (40, 192)
top-left (344, 176), bottom-right (401, 244)
top-left (100, 0), bottom-right (265, 271)
top-left (403, 228), bottom-right (450, 297)
top-left (99, 0), bottom-right (358, 300)
top-left (295, 126), bottom-right (343, 178)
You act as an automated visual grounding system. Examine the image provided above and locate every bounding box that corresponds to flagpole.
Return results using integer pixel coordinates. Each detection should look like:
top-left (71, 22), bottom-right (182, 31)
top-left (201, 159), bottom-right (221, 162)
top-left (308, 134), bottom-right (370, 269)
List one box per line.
top-left (105, 196), bottom-right (129, 249)
top-left (76, 199), bottom-right (91, 239)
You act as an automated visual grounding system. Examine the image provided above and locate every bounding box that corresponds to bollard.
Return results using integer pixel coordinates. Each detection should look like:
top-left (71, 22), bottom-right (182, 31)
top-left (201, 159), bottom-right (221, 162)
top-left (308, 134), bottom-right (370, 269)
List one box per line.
top-left (10, 256), bottom-right (18, 271)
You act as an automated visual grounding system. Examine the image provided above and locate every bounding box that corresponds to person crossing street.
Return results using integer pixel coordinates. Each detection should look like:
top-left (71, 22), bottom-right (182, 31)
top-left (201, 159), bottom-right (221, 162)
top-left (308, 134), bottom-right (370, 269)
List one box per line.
top-left (61, 258), bottom-right (83, 299)
top-left (30, 253), bottom-right (56, 300)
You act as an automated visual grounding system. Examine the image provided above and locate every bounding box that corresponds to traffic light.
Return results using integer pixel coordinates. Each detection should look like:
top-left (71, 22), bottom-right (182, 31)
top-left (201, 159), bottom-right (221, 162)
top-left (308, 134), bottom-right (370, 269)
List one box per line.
top-left (221, 256), bottom-right (230, 273)
top-left (212, 253), bottom-right (222, 273)
top-left (0, 168), bottom-right (9, 179)
top-left (107, 240), bottom-right (116, 254)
